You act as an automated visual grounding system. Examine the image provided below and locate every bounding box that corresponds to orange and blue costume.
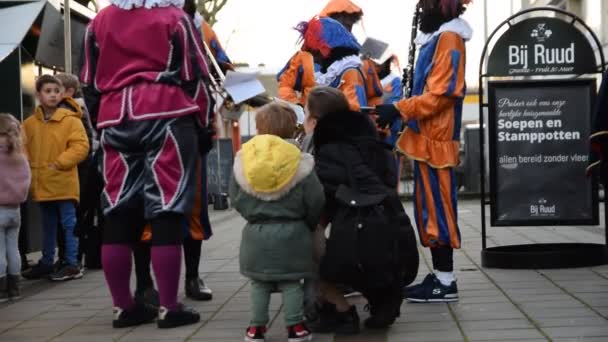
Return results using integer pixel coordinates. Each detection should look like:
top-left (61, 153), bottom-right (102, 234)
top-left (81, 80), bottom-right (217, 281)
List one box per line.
top-left (278, 0), bottom-right (381, 110)
top-left (381, 73), bottom-right (404, 147)
top-left (362, 59), bottom-right (384, 107)
top-left (395, 29), bottom-right (468, 249)
top-left (301, 16), bottom-right (368, 111)
top-left (319, 0), bottom-right (384, 107)
top-left (277, 50), bottom-right (318, 106)
top-left (201, 21), bottom-right (232, 72)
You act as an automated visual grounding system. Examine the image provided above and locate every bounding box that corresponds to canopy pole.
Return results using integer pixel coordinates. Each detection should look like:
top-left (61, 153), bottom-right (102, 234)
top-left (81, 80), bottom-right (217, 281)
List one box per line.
top-left (63, 0), bottom-right (72, 73)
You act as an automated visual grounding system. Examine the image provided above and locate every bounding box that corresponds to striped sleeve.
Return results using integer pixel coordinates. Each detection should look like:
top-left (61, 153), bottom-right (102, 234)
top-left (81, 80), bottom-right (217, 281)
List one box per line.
top-left (339, 69), bottom-right (368, 111)
top-left (395, 32), bottom-right (465, 121)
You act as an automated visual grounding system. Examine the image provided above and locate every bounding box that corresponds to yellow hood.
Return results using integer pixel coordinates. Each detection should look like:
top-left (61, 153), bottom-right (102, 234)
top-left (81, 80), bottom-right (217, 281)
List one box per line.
top-left (33, 97), bottom-right (83, 122)
top-left (239, 135), bottom-right (302, 194)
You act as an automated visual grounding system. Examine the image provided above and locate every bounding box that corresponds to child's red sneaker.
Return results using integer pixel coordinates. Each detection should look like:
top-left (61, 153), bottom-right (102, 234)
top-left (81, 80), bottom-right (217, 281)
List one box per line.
top-left (244, 325), bottom-right (267, 342)
top-left (287, 322), bottom-right (312, 342)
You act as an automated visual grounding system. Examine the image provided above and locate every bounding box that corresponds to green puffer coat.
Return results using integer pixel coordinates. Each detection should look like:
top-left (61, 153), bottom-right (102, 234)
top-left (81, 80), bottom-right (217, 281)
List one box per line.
top-left (229, 135), bottom-right (325, 282)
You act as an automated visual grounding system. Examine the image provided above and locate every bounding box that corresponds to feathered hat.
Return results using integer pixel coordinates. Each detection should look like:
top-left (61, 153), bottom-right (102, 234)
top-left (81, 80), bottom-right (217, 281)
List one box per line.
top-left (319, 0), bottom-right (363, 18)
top-left (295, 16), bottom-right (361, 58)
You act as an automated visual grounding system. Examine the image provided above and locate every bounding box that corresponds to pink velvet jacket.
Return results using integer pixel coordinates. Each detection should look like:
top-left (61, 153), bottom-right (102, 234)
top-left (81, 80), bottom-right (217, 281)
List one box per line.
top-left (80, 5), bottom-right (211, 129)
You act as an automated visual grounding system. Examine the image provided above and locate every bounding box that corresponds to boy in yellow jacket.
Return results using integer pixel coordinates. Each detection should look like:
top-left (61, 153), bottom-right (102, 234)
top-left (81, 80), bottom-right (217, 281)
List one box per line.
top-left (22, 75), bottom-right (90, 281)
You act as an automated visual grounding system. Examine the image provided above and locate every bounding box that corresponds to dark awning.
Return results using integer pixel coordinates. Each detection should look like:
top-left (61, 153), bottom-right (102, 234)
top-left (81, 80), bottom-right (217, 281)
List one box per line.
top-left (0, 1), bottom-right (46, 62)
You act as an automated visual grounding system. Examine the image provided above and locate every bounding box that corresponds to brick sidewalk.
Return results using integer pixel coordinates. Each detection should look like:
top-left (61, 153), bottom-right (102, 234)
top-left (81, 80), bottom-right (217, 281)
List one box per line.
top-left (1, 200), bottom-right (607, 341)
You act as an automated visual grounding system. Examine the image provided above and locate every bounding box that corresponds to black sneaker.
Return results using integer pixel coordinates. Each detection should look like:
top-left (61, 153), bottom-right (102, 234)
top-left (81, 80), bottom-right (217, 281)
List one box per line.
top-left (403, 273), bottom-right (436, 298)
top-left (244, 325), bottom-right (266, 342)
top-left (157, 303), bottom-right (200, 329)
top-left (49, 265), bottom-right (83, 281)
top-left (21, 262), bottom-right (53, 280)
top-left (185, 278), bottom-right (213, 301)
top-left (135, 287), bottom-right (160, 309)
top-left (406, 273), bottom-right (458, 303)
top-left (53, 259), bottom-right (66, 272)
top-left (112, 303), bottom-right (157, 328)
top-left (287, 323), bottom-right (312, 342)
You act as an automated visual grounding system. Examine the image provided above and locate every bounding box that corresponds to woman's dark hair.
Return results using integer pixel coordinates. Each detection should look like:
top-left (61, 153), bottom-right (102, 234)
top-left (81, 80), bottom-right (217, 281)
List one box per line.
top-left (419, 0), bottom-right (467, 34)
top-left (306, 87), bottom-right (351, 120)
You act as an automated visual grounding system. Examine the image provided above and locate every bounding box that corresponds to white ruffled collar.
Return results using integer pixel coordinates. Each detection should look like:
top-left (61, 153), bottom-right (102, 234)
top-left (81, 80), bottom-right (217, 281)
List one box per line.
top-left (415, 18), bottom-right (473, 46)
top-left (315, 55), bottom-right (363, 86)
top-left (109, 0), bottom-right (184, 10)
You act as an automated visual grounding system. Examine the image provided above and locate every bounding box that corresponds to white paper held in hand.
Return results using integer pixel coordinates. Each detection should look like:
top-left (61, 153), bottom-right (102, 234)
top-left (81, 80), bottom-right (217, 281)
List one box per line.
top-left (223, 71), bottom-right (266, 104)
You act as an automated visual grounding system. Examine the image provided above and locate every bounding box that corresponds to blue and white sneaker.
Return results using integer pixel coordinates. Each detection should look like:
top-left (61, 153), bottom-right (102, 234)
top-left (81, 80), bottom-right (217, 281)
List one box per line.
top-left (405, 273), bottom-right (458, 303)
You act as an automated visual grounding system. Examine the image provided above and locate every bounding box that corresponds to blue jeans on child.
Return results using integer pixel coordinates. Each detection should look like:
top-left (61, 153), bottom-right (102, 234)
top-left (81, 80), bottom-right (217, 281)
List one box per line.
top-left (40, 201), bottom-right (78, 267)
top-left (0, 206), bottom-right (21, 277)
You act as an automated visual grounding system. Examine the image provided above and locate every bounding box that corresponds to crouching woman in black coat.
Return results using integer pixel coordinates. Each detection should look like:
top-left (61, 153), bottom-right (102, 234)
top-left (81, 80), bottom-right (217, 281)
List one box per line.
top-left (311, 87), bottom-right (414, 332)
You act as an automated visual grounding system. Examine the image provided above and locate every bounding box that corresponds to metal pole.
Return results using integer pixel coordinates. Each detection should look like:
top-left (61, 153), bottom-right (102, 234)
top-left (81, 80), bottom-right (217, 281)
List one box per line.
top-left (18, 48), bottom-right (24, 122)
top-left (483, 0), bottom-right (489, 42)
top-left (63, 0), bottom-right (72, 73)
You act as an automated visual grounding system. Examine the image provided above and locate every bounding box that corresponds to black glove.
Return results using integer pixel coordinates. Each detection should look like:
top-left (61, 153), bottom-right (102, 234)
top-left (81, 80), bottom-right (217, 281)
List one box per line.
top-left (198, 124), bottom-right (216, 155)
top-left (375, 104), bottom-right (401, 128)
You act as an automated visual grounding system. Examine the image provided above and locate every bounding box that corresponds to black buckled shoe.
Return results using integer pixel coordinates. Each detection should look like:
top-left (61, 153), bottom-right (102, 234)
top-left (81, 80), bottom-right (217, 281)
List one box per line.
top-left (112, 303), bottom-right (157, 328)
top-left (157, 303), bottom-right (200, 329)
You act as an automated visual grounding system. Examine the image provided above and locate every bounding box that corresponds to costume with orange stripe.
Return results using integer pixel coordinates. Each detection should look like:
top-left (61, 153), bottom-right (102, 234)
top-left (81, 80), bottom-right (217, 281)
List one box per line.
top-left (277, 50), bottom-right (317, 106)
top-left (362, 59), bottom-right (384, 106)
top-left (320, 0), bottom-right (384, 108)
top-left (301, 17), bottom-right (368, 111)
top-left (142, 158), bottom-right (211, 242)
top-left (278, 0), bottom-right (378, 109)
top-left (329, 65), bottom-right (368, 111)
top-left (201, 21), bottom-right (232, 70)
top-left (395, 30), bottom-right (467, 249)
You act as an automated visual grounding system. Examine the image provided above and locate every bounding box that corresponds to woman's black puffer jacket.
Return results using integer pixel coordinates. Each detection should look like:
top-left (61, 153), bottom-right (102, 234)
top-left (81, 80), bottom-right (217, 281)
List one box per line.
top-left (313, 110), bottom-right (397, 219)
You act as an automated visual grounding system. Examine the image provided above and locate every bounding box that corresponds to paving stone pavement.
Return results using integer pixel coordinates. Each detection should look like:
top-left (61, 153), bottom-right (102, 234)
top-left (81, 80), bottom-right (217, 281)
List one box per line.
top-left (0, 200), bottom-right (607, 342)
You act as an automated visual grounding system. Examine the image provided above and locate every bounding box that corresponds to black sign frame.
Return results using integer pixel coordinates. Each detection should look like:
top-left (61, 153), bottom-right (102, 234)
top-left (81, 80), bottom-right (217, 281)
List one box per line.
top-left (487, 16), bottom-right (598, 77)
top-left (477, 6), bottom-right (607, 255)
top-left (487, 79), bottom-right (599, 227)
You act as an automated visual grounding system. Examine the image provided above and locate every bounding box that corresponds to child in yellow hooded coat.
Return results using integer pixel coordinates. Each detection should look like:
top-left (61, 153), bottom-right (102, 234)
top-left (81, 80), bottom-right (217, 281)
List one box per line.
top-left (231, 103), bottom-right (324, 342)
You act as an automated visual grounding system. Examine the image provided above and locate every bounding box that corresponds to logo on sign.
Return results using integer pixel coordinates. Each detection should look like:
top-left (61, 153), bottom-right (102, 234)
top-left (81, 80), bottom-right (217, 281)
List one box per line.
top-left (508, 22), bottom-right (575, 73)
top-left (530, 198), bottom-right (556, 217)
top-left (530, 23), bottom-right (553, 42)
